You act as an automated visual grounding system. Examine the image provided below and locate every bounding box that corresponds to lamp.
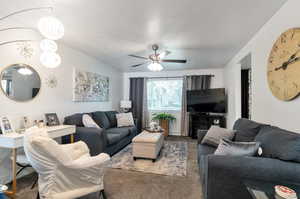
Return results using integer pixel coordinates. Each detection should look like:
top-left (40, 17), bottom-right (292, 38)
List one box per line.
top-left (38, 16), bottom-right (65, 40)
top-left (0, 7), bottom-right (64, 69)
top-left (40, 52), bottom-right (61, 68)
top-left (148, 62), bottom-right (163, 71)
top-left (120, 100), bottom-right (132, 113)
top-left (40, 39), bottom-right (58, 52)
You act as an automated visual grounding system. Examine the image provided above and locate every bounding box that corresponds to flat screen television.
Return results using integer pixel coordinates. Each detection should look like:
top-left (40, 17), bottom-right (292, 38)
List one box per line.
top-left (187, 88), bottom-right (226, 113)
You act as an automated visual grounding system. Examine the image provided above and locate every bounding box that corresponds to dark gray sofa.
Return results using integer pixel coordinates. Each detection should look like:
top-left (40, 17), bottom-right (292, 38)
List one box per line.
top-left (62, 111), bottom-right (138, 156)
top-left (198, 118), bottom-right (300, 199)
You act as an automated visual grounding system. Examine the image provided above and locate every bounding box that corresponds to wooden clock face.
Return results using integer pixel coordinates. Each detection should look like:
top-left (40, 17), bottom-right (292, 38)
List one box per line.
top-left (267, 28), bottom-right (300, 101)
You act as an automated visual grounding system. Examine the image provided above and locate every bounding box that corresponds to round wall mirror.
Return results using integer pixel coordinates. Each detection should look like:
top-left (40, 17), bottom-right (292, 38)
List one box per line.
top-left (0, 64), bottom-right (41, 102)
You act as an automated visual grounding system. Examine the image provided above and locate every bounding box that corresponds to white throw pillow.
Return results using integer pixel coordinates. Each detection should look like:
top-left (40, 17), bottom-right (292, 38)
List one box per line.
top-left (82, 114), bottom-right (101, 129)
top-left (201, 126), bottom-right (235, 147)
top-left (116, 112), bottom-right (134, 127)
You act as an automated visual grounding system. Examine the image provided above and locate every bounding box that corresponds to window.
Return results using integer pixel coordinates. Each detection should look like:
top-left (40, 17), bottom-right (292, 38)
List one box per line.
top-left (147, 78), bottom-right (183, 111)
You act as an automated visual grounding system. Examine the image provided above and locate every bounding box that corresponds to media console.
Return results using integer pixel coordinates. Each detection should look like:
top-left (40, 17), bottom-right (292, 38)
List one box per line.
top-left (188, 112), bottom-right (226, 139)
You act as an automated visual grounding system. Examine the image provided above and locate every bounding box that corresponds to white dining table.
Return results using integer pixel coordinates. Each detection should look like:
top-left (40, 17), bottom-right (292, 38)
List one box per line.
top-left (0, 125), bottom-right (76, 199)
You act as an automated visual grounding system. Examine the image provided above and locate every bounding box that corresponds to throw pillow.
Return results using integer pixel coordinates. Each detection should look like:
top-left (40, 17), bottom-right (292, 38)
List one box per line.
top-left (214, 139), bottom-right (261, 156)
top-left (105, 111), bottom-right (118, 128)
top-left (116, 112), bottom-right (134, 127)
top-left (255, 126), bottom-right (300, 163)
top-left (92, 111), bottom-right (111, 129)
top-left (82, 114), bottom-right (101, 129)
top-left (233, 118), bottom-right (268, 142)
top-left (201, 126), bottom-right (235, 147)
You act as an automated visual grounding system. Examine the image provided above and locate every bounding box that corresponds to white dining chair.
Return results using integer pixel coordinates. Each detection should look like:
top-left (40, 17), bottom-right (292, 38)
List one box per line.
top-left (23, 127), bottom-right (111, 199)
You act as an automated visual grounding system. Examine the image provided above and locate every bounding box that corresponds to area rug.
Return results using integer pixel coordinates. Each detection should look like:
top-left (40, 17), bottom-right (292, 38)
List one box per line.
top-left (110, 141), bottom-right (188, 177)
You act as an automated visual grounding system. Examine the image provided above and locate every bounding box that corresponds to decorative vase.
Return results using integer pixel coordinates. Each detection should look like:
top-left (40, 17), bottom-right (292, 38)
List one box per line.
top-left (160, 119), bottom-right (169, 137)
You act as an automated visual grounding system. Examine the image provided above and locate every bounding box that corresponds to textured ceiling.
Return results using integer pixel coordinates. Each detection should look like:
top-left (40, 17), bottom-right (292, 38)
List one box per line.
top-left (0, 0), bottom-right (287, 71)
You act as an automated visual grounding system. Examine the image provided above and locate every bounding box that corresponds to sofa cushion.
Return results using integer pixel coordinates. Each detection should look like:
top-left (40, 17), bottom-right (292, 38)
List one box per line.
top-left (233, 118), bottom-right (268, 142)
top-left (92, 111), bottom-right (111, 129)
top-left (82, 114), bottom-right (101, 129)
top-left (105, 111), bottom-right (118, 128)
top-left (214, 139), bottom-right (260, 157)
top-left (105, 127), bottom-right (131, 145)
top-left (127, 126), bottom-right (137, 135)
top-left (255, 126), bottom-right (300, 163)
top-left (64, 113), bottom-right (89, 127)
top-left (106, 133), bottom-right (122, 146)
top-left (201, 126), bottom-right (235, 147)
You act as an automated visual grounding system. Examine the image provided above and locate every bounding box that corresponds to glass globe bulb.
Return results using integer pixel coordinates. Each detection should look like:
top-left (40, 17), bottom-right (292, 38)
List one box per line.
top-left (38, 16), bottom-right (64, 40)
top-left (40, 52), bottom-right (61, 68)
top-left (148, 62), bottom-right (163, 71)
top-left (18, 68), bottom-right (33, 75)
top-left (40, 39), bottom-right (58, 52)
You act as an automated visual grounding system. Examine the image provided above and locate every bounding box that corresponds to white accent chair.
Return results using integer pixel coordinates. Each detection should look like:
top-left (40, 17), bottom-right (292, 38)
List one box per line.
top-left (23, 127), bottom-right (111, 199)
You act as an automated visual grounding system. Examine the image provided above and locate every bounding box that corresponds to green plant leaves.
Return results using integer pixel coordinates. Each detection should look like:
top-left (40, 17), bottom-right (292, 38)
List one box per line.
top-left (152, 112), bottom-right (176, 121)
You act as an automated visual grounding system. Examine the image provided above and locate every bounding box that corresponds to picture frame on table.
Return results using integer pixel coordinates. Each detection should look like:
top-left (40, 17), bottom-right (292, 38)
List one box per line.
top-left (45, 113), bottom-right (60, 126)
top-left (22, 116), bottom-right (32, 129)
top-left (0, 116), bottom-right (15, 134)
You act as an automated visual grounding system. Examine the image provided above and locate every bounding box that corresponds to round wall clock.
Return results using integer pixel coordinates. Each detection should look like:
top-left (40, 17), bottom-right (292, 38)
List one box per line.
top-left (267, 28), bottom-right (300, 101)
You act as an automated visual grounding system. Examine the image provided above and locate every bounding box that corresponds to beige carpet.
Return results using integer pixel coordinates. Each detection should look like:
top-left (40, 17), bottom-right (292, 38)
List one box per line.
top-left (104, 137), bottom-right (202, 199)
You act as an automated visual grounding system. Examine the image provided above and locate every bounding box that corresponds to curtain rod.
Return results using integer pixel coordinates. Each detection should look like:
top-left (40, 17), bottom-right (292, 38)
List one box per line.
top-left (129, 75), bottom-right (215, 79)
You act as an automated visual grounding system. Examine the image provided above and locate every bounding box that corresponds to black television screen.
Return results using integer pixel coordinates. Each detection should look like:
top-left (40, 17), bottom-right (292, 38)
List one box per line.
top-left (187, 88), bottom-right (226, 113)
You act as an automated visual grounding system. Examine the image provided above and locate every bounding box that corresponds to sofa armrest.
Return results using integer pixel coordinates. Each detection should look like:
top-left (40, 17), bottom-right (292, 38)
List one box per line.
top-left (133, 118), bottom-right (138, 126)
top-left (197, 130), bottom-right (208, 144)
top-left (207, 155), bottom-right (300, 184)
top-left (75, 127), bottom-right (107, 156)
top-left (202, 155), bottom-right (300, 199)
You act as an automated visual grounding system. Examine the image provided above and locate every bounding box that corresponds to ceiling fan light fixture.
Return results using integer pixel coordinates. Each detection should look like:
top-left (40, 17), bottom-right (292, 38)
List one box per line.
top-left (148, 62), bottom-right (163, 71)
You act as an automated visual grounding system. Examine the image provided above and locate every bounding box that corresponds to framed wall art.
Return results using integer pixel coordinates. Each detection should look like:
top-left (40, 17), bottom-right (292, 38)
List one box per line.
top-left (73, 69), bottom-right (109, 102)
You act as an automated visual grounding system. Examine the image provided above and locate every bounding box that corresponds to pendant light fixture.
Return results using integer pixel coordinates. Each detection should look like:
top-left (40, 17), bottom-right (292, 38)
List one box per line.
top-left (37, 10), bottom-right (64, 68)
top-left (40, 52), bottom-right (61, 68)
top-left (38, 16), bottom-right (64, 40)
top-left (0, 7), bottom-right (64, 69)
top-left (40, 39), bottom-right (58, 52)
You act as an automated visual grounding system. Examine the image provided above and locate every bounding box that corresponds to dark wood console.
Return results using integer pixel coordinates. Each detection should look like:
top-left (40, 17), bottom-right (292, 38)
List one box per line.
top-left (189, 112), bottom-right (226, 139)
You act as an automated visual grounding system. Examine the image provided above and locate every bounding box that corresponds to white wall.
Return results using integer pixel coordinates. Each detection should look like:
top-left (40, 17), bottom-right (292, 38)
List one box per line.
top-left (0, 38), bottom-right (122, 183)
top-left (224, 0), bottom-right (300, 132)
top-left (123, 69), bottom-right (224, 135)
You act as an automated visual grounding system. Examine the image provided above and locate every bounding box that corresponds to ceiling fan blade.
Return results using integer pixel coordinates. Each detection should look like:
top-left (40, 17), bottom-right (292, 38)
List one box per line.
top-left (158, 50), bottom-right (171, 59)
top-left (131, 63), bottom-right (146, 67)
top-left (129, 54), bottom-right (149, 60)
top-left (161, 59), bottom-right (187, 63)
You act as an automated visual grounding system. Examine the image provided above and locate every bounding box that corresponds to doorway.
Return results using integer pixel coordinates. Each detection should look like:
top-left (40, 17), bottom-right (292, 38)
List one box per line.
top-left (240, 53), bottom-right (252, 119)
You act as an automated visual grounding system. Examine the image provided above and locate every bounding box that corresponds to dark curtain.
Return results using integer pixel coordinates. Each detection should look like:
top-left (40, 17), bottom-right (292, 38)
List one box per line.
top-left (241, 69), bottom-right (250, 119)
top-left (129, 78), bottom-right (144, 133)
top-left (181, 75), bottom-right (212, 136)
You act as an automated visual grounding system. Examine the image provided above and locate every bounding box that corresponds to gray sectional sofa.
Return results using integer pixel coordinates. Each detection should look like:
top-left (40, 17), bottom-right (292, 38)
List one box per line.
top-left (198, 118), bottom-right (300, 199)
top-left (62, 111), bottom-right (138, 156)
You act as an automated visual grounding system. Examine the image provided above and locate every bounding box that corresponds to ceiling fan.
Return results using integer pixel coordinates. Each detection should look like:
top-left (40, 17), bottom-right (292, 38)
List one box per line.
top-left (129, 44), bottom-right (187, 71)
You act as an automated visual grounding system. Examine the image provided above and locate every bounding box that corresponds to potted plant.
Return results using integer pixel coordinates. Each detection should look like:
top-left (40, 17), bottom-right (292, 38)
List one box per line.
top-left (152, 113), bottom-right (176, 136)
